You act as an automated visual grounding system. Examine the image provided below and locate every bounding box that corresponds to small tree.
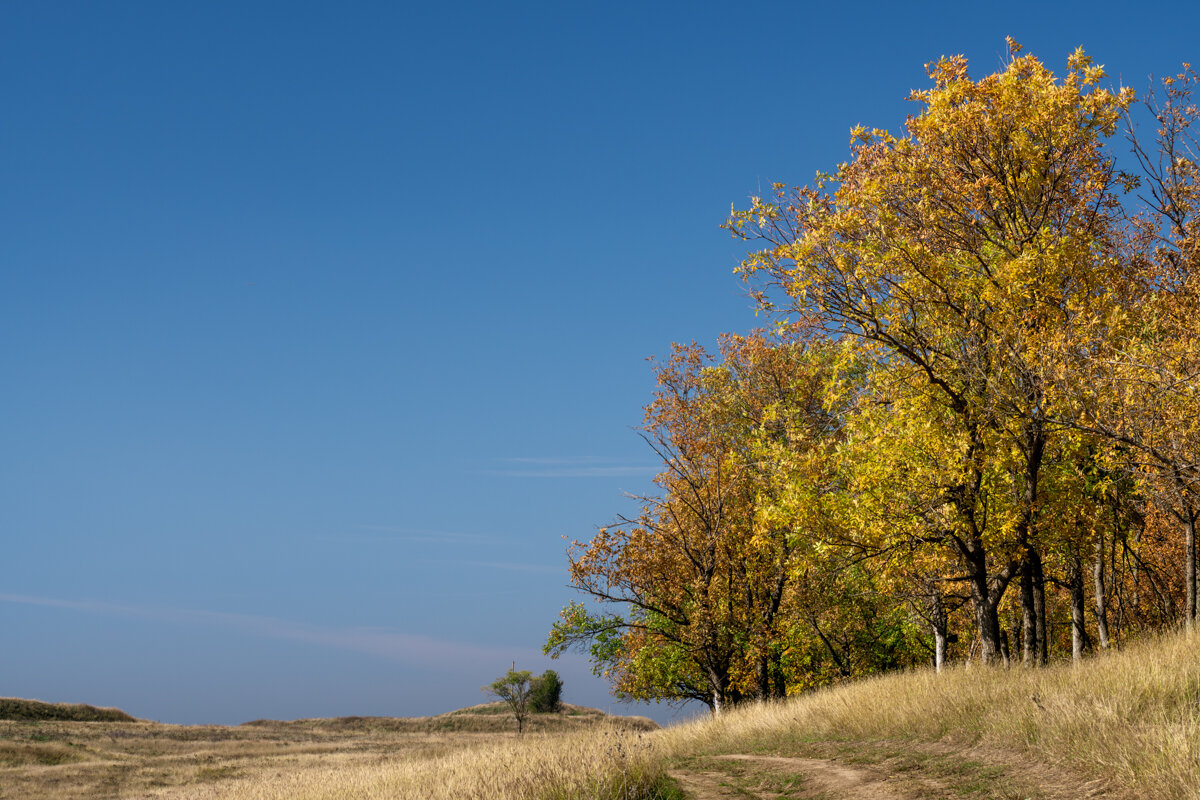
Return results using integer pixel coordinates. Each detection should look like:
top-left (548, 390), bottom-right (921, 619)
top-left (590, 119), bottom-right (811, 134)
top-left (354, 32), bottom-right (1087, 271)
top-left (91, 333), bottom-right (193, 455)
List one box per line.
top-left (482, 669), bottom-right (535, 734)
top-left (529, 669), bottom-right (563, 713)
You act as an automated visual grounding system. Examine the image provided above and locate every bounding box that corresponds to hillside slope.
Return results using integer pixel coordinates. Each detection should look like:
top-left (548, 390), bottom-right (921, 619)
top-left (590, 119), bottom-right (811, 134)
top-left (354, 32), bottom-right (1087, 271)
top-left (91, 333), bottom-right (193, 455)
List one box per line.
top-left (655, 628), bottom-right (1200, 799)
top-left (0, 697), bottom-right (136, 723)
top-left (242, 701), bottom-right (658, 734)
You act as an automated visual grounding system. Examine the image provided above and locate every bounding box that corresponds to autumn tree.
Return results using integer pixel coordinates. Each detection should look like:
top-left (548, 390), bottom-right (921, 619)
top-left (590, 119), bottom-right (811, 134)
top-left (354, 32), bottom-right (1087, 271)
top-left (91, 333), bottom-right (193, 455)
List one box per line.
top-left (546, 332), bottom-right (892, 711)
top-left (546, 342), bottom-right (755, 712)
top-left (1071, 65), bottom-right (1200, 630)
top-left (728, 41), bottom-right (1135, 664)
top-left (552, 44), bottom-right (1200, 713)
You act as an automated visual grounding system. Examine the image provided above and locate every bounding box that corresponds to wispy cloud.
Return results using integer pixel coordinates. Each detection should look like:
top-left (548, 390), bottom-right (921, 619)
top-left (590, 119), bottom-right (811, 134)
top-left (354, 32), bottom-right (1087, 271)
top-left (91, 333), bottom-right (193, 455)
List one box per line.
top-left (307, 526), bottom-right (493, 546)
top-left (464, 560), bottom-right (564, 575)
top-left (0, 593), bottom-right (540, 671)
top-left (487, 456), bottom-right (657, 479)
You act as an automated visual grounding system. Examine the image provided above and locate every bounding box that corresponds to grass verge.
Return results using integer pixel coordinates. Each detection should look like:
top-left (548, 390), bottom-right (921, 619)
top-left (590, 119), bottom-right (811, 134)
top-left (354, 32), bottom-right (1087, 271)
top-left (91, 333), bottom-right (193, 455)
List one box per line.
top-left (654, 627), bottom-right (1200, 799)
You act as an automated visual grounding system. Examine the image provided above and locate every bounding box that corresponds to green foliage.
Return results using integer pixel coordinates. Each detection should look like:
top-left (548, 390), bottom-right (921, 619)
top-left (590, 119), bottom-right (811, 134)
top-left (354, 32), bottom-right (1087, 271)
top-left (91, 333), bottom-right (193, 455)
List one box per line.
top-left (529, 670), bottom-right (563, 713)
top-left (544, 602), bottom-right (626, 674)
top-left (482, 669), bottom-right (535, 734)
top-left (0, 698), bottom-right (135, 722)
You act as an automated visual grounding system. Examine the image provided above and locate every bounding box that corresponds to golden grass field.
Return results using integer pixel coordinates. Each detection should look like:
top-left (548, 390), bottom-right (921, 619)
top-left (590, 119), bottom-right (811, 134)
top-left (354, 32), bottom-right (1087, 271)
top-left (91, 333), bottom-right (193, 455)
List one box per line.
top-left (0, 703), bottom-right (662, 800)
top-left (8, 631), bottom-right (1200, 799)
top-left (652, 628), bottom-right (1200, 799)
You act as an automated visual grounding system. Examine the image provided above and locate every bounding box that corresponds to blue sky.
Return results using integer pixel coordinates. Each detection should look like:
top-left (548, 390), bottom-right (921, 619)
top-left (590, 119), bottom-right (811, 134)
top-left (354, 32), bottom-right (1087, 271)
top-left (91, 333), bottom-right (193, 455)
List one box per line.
top-left (2, 2), bottom-right (1197, 725)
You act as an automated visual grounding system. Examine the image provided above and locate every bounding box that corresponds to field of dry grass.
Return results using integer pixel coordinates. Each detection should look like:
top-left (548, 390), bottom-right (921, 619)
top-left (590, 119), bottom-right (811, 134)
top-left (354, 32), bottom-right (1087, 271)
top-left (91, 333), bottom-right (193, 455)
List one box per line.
top-left (9, 631), bottom-right (1200, 799)
top-left (0, 703), bottom-right (664, 800)
top-left (656, 627), bottom-right (1200, 799)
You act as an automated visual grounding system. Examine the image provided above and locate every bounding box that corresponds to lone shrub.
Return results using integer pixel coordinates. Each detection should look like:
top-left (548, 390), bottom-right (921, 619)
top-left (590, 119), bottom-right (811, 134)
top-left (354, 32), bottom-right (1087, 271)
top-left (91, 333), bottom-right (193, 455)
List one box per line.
top-left (529, 669), bottom-right (563, 713)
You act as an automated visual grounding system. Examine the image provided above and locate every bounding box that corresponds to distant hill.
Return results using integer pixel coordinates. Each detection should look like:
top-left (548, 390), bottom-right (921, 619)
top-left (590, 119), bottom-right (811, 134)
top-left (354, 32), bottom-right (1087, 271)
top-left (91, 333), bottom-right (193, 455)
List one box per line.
top-left (242, 702), bottom-right (659, 733)
top-left (0, 697), bottom-right (137, 722)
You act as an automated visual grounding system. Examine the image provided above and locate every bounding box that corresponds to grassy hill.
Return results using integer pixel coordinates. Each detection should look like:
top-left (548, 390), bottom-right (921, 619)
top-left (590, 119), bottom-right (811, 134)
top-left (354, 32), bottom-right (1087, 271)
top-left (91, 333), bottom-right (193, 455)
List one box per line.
top-left (650, 627), bottom-right (1200, 799)
top-left (0, 699), bottom-right (661, 799)
top-left (241, 701), bottom-right (658, 734)
top-left (0, 697), bottom-right (136, 723)
top-left (8, 633), bottom-right (1199, 799)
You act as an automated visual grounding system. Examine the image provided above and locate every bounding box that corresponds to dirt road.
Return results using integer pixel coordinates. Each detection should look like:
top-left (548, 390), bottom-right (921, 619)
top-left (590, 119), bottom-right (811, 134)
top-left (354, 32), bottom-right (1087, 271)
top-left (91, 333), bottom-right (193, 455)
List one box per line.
top-left (668, 741), bottom-right (1122, 800)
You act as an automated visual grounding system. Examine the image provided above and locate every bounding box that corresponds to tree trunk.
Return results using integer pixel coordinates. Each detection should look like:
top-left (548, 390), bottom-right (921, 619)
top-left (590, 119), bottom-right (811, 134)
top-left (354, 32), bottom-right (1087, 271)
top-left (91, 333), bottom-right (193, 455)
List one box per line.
top-left (755, 651), bottom-right (785, 700)
top-left (1094, 535), bottom-right (1110, 651)
top-left (1021, 553), bottom-right (1038, 666)
top-left (928, 590), bottom-right (949, 673)
top-left (960, 541), bottom-right (1005, 665)
top-left (1186, 513), bottom-right (1196, 632)
top-left (970, 581), bottom-right (1003, 664)
top-left (756, 654), bottom-right (770, 700)
top-left (1032, 549), bottom-right (1048, 665)
top-left (708, 665), bottom-right (729, 715)
top-left (1071, 552), bottom-right (1089, 664)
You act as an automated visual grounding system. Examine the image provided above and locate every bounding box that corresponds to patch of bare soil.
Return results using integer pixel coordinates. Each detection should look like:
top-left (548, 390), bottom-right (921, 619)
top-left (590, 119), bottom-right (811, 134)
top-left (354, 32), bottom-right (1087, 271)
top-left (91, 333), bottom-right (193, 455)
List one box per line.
top-left (669, 742), bottom-right (1131, 800)
top-left (670, 754), bottom-right (910, 800)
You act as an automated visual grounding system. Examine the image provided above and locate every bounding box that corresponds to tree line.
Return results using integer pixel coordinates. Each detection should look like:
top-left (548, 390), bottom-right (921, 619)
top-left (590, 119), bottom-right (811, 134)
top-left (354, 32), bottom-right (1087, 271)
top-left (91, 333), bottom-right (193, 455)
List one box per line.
top-left (545, 42), bottom-right (1200, 713)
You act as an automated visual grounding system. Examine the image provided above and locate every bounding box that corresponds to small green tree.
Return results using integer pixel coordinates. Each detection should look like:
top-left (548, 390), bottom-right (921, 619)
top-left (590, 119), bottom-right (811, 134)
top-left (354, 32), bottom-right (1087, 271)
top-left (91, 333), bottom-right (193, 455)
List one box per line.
top-left (482, 669), bottom-right (535, 734)
top-left (529, 669), bottom-right (563, 713)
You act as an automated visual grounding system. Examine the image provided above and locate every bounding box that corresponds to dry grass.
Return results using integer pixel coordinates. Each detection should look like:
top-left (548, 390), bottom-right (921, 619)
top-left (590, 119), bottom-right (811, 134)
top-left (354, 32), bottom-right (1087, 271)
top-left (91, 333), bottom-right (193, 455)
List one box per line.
top-left (0, 705), bottom-right (667, 800)
top-left (655, 626), bottom-right (1200, 799)
top-left (244, 702), bottom-right (658, 735)
top-left (10, 633), bottom-right (1200, 798)
top-left (153, 725), bottom-right (666, 800)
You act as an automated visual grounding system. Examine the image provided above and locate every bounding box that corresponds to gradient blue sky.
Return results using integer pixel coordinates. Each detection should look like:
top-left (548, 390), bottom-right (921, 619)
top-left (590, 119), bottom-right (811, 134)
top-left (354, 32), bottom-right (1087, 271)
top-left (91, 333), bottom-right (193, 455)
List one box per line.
top-left (3, 2), bottom-right (1196, 726)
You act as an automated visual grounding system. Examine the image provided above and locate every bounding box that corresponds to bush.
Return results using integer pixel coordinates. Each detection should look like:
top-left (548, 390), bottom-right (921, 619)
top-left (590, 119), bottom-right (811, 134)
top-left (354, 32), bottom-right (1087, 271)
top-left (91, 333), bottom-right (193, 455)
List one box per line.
top-left (529, 670), bottom-right (563, 713)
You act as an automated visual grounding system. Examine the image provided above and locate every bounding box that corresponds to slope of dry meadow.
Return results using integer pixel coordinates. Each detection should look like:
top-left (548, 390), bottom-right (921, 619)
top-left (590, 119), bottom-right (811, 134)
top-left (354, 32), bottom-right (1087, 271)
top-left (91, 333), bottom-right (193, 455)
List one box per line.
top-left (7, 632), bottom-right (1200, 799)
top-left (0, 701), bottom-right (660, 800)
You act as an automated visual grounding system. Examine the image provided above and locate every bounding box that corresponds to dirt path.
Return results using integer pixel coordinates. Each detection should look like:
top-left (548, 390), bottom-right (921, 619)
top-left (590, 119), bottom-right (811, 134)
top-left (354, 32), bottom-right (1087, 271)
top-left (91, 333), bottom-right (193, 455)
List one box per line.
top-left (670, 753), bottom-right (907, 799)
top-left (667, 743), bottom-right (1125, 800)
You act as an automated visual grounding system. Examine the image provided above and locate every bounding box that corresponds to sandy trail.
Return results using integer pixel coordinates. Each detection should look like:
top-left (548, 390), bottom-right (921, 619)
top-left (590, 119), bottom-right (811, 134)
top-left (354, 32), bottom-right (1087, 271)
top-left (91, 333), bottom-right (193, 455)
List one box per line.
top-left (670, 753), bottom-right (909, 799)
top-left (668, 745), bottom-right (1123, 800)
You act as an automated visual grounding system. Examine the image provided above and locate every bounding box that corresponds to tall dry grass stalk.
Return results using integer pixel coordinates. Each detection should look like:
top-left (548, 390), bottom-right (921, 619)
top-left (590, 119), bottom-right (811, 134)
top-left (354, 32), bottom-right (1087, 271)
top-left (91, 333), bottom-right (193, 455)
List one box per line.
top-left (657, 627), bottom-right (1200, 798)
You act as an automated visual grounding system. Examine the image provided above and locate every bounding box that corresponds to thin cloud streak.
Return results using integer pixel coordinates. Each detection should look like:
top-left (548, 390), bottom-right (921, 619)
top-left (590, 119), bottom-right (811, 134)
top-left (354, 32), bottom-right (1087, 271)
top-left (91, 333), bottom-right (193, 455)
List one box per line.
top-left (490, 467), bottom-right (658, 478)
top-left (501, 457), bottom-right (617, 465)
top-left (0, 593), bottom-right (539, 671)
top-left (464, 561), bottom-right (564, 575)
top-left (489, 456), bottom-right (658, 478)
top-left (308, 526), bottom-right (494, 546)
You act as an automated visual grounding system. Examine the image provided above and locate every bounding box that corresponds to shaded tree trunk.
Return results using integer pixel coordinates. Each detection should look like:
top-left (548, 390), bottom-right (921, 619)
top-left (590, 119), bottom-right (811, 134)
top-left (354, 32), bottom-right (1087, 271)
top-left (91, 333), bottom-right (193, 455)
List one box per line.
top-left (1070, 553), bottom-right (1090, 663)
top-left (959, 539), bottom-right (1008, 665)
top-left (754, 650), bottom-right (786, 701)
top-left (755, 655), bottom-right (771, 701)
top-left (1032, 549), bottom-right (1048, 665)
top-left (1094, 535), bottom-right (1110, 650)
top-left (970, 580), bottom-right (1004, 664)
top-left (1186, 513), bottom-right (1197, 632)
top-left (1021, 553), bottom-right (1038, 665)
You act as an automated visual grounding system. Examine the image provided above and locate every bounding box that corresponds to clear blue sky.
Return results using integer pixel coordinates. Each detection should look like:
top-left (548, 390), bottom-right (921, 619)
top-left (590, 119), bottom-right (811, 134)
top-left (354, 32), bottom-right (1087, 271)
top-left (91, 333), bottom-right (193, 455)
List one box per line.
top-left (3, 1), bottom-right (1196, 725)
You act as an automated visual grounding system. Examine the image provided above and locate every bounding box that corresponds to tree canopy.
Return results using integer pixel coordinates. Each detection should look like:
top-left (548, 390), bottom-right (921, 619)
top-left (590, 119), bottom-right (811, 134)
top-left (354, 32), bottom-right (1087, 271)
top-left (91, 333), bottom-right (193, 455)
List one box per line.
top-left (548, 43), bottom-right (1200, 712)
